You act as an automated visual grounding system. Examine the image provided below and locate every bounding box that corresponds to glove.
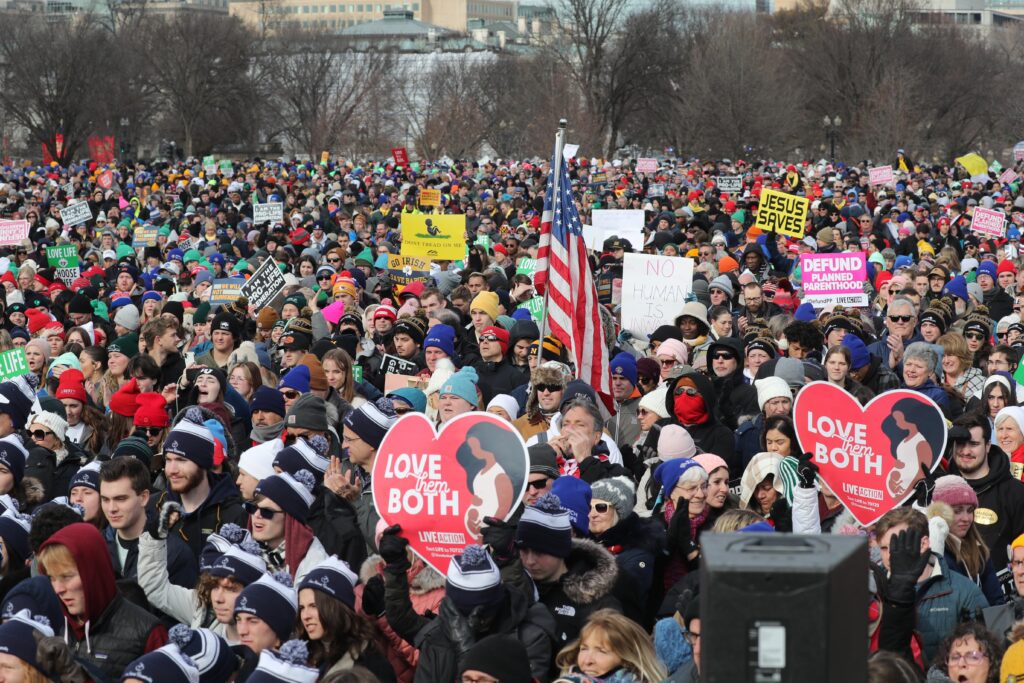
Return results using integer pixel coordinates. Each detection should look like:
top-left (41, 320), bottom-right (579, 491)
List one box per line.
top-left (667, 508), bottom-right (698, 563)
top-left (913, 462), bottom-right (937, 507)
top-left (378, 524), bottom-right (411, 574)
top-left (34, 632), bottom-right (89, 683)
top-left (481, 516), bottom-right (517, 565)
top-left (797, 452), bottom-right (819, 489)
top-left (361, 574), bottom-right (386, 618)
top-left (145, 501), bottom-right (183, 540)
top-left (886, 527), bottom-right (930, 606)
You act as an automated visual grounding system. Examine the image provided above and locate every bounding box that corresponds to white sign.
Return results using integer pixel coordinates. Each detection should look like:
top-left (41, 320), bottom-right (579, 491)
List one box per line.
top-left (648, 183), bottom-right (666, 197)
top-left (592, 209), bottom-right (644, 249)
top-left (252, 203), bottom-right (284, 225)
top-left (636, 158), bottom-right (657, 173)
top-left (59, 201), bottom-right (92, 228)
top-left (868, 165), bottom-right (895, 186)
top-left (581, 224), bottom-right (602, 251)
top-left (0, 220), bottom-right (29, 247)
top-left (621, 253), bottom-right (694, 339)
top-left (61, 182), bottom-right (74, 196)
top-left (563, 144), bottom-right (579, 159)
top-left (716, 176), bottom-right (742, 193)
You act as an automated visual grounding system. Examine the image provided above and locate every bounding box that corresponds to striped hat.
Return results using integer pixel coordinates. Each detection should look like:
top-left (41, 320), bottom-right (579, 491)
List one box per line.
top-left (233, 573), bottom-right (297, 642)
top-left (272, 436), bottom-right (329, 483)
top-left (515, 493), bottom-right (572, 558)
top-left (255, 471), bottom-right (316, 524)
top-left (445, 545), bottom-right (504, 615)
top-left (163, 408), bottom-right (216, 470)
top-left (298, 556), bottom-right (359, 609)
top-left (342, 398), bottom-right (398, 449)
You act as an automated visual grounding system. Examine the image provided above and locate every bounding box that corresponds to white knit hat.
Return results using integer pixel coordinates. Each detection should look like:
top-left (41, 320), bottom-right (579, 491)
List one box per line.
top-left (27, 411), bottom-right (67, 443)
top-left (238, 439), bottom-right (282, 482)
top-left (638, 385), bottom-right (669, 419)
top-left (755, 377), bottom-right (792, 411)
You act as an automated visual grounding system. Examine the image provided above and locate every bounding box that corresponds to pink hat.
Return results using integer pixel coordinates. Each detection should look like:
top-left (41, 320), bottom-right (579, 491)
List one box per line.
top-left (658, 425), bottom-right (696, 460)
top-left (932, 475), bottom-right (978, 508)
top-left (694, 453), bottom-right (729, 476)
top-left (655, 338), bottom-right (689, 366)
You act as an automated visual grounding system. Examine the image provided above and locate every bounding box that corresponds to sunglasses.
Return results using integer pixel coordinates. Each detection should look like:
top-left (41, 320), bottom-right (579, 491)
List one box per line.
top-left (888, 315), bottom-right (913, 323)
top-left (591, 503), bottom-right (611, 514)
top-left (327, 258), bottom-right (341, 264)
top-left (659, 358), bottom-right (676, 367)
top-left (137, 427), bottom-right (163, 437)
top-left (281, 389), bottom-right (301, 400)
top-left (535, 383), bottom-right (562, 393)
top-left (318, 274), bottom-right (332, 280)
top-left (244, 502), bottom-right (281, 519)
top-left (711, 352), bottom-right (736, 361)
top-left (965, 332), bottom-right (986, 341)
top-left (479, 334), bottom-right (501, 343)
top-left (30, 429), bottom-right (52, 441)
top-left (526, 478), bottom-right (550, 491)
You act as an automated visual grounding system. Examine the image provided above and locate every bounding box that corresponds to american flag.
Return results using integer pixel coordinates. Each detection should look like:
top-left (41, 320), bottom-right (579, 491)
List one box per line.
top-left (534, 146), bottom-right (610, 394)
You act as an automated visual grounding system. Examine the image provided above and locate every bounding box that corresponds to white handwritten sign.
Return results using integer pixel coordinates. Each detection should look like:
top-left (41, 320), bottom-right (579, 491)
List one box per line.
top-left (621, 253), bottom-right (694, 339)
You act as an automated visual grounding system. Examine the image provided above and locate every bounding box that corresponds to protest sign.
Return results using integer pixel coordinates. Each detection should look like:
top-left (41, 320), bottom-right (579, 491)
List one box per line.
top-left (391, 147), bottom-right (409, 167)
top-left (387, 254), bottom-right (430, 287)
top-left (793, 383), bottom-right (946, 526)
top-left (516, 258), bottom-right (538, 278)
top-left (592, 209), bottom-right (644, 247)
top-left (372, 411), bottom-right (529, 573)
top-left (755, 189), bottom-right (808, 238)
top-left (209, 279), bottom-right (244, 307)
top-left (647, 183), bottom-right (666, 197)
top-left (61, 182), bottom-right (74, 197)
top-left (47, 245), bottom-right (79, 286)
top-left (562, 144), bottom-right (579, 159)
top-left (59, 201), bottom-right (92, 228)
top-left (1000, 168), bottom-right (1019, 185)
top-left (202, 155), bottom-right (217, 175)
top-left (621, 253), bottom-right (694, 339)
top-left (636, 157), bottom-right (657, 173)
top-left (0, 220), bottom-right (29, 247)
top-left (581, 224), bottom-right (602, 251)
top-left (319, 151), bottom-right (330, 165)
top-left (716, 176), bottom-right (742, 193)
top-left (240, 257), bottom-right (285, 310)
top-left (800, 253), bottom-right (868, 307)
top-left (1015, 141), bottom-right (1024, 162)
top-left (401, 215), bottom-right (466, 261)
top-left (970, 206), bottom-right (1006, 237)
top-left (473, 234), bottom-right (492, 250)
top-left (518, 296), bottom-right (544, 323)
top-left (0, 349), bottom-right (28, 382)
top-left (352, 366), bottom-right (363, 384)
top-left (419, 188), bottom-right (441, 207)
top-left (590, 172), bottom-right (608, 185)
top-left (252, 202), bottom-right (284, 225)
top-left (133, 226), bottom-right (158, 247)
top-left (381, 354), bottom-right (419, 376)
top-left (868, 165), bottom-right (895, 186)
top-left (219, 160), bottom-right (233, 174)
top-left (97, 170), bottom-right (115, 190)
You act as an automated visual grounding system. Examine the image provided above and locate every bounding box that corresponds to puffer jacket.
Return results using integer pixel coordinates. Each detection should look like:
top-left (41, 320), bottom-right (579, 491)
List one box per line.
top-left (535, 537), bottom-right (622, 645)
top-left (592, 512), bottom-right (667, 628)
top-left (915, 555), bottom-right (989, 662)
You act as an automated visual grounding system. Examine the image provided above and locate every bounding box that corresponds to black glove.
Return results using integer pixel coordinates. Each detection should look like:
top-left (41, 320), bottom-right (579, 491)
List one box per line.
top-left (34, 632), bottom-right (88, 683)
top-left (481, 516), bottom-right (517, 565)
top-left (145, 501), bottom-right (183, 540)
top-left (667, 507), bottom-right (698, 562)
top-left (797, 452), bottom-right (819, 489)
top-left (913, 462), bottom-right (937, 507)
top-left (769, 497), bottom-right (792, 533)
top-left (886, 527), bottom-right (930, 606)
top-left (378, 524), bottom-right (411, 574)
top-left (619, 444), bottom-right (645, 482)
top-left (361, 574), bottom-right (386, 618)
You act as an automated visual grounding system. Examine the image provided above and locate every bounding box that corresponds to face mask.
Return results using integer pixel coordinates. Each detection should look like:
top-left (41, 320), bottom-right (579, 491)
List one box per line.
top-left (673, 388), bottom-right (707, 425)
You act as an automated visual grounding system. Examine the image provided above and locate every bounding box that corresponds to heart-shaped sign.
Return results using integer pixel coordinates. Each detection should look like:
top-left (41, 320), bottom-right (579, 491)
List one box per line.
top-left (372, 411), bottom-right (529, 573)
top-left (793, 382), bottom-right (946, 527)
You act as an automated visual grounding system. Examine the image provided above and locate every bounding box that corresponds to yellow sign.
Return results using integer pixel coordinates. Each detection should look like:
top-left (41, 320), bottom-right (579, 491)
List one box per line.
top-left (320, 150), bottom-right (330, 166)
top-left (401, 214), bottom-right (466, 261)
top-left (755, 189), bottom-right (809, 238)
top-left (955, 153), bottom-right (988, 179)
top-left (419, 188), bottom-right (441, 207)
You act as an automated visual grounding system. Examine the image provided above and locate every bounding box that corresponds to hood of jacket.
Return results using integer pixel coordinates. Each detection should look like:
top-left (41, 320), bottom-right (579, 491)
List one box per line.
top-left (948, 445), bottom-right (1012, 493)
top-left (561, 537), bottom-right (619, 606)
top-left (39, 522), bottom-right (117, 635)
top-left (664, 371), bottom-right (718, 426)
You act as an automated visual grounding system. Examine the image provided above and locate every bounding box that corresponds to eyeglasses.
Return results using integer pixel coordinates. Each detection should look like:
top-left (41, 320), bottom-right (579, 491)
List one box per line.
top-left (946, 651), bottom-right (987, 666)
top-left (30, 429), bottom-right (52, 441)
top-left (244, 502), bottom-right (281, 520)
top-left (591, 503), bottom-right (611, 513)
top-left (684, 631), bottom-right (701, 646)
top-left (137, 427), bottom-right (163, 437)
top-left (281, 389), bottom-right (301, 400)
top-left (888, 315), bottom-right (913, 323)
top-left (535, 383), bottom-right (562, 393)
top-left (342, 433), bottom-right (363, 445)
top-left (461, 675), bottom-right (499, 683)
top-left (711, 352), bottom-right (736, 361)
top-left (1011, 559), bottom-right (1024, 569)
top-left (527, 478), bottom-right (550, 491)
top-left (965, 332), bottom-right (986, 341)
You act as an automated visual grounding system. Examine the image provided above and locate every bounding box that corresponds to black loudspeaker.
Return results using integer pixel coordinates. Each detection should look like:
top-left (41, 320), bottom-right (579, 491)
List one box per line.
top-left (700, 533), bottom-right (868, 682)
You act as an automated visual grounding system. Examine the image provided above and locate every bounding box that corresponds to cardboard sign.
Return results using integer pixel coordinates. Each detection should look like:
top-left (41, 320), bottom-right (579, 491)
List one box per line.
top-left (518, 296), bottom-right (544, 323)
top-left (793, 383), bottom-right (946, 526)
top-left (1014, 141), bottom-right (1024, 162)
top-left (970, 207), bottom-right (1006, 238)
top-left (133, 226), bottom-right (158, 247)
top-left (253, 202), bottom-right (284, 225)
top-left (384, 373), bottom-right (427, 394)
top-left (47, 244), bottom-right (79, 286)
top-left (755, 189), bottom-right (808, 238)
top-left (868, 165), bottom-right (895, 186)
top-left (381, 354), bottom-right (419, 376)
top-left (621, 253), bottom-right (694, 339)
top-left (419, 188), bottom-right (441, 207)
top-left (636, 157), bottom-right (657, 173)
top-left (401, 215), bottom-right (466, 261)
top-left (0, 220), bottom-right (29, 247)
top-left (800, 253), bottom-right (868, 307)
top-left (716, 176), bottom-right (742, 193)
top-left (59, 201), bottom-right (92, 228)
top-left (240, 257), bottom-right (286, 310)
top-left (392, 147), bottom-right (409, 167)
top-left (592, 209), bottom-right (644, 248)
top-left (372, 411), bottom-right (529, 573)
top-left (387, 254), bottom-right (430, 287)
top-left (1000, 168), bottom-right (1019, 186)
top-left (648, 183), bottom-right (666, 197)
top-left (209, 278), bottom-right (244, 307)
top-left (0, 348), bottom-right (29, 382)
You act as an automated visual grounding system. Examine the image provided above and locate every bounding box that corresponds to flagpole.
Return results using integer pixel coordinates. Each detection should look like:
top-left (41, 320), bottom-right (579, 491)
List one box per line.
top-left (538, 119), bottom-right (567, 359)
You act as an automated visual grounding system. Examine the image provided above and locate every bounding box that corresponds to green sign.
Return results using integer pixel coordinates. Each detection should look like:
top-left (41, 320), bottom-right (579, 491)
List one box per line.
top-left (0, 348), bottom-right (29, 382)
top-left (516, 258), bottom-right (537, 277)
top-left (519, 296), bottom-right (545, 323)
top-left (47, 245), bottom-right (79, 286)
top-left (474, 234), bottom-right (492, 250)
top-left (219, 159), bottom-right (233, 174)
top-left (353, 366), bottom-right (363, 384)
top-left (202, 155), bottom-right (216, 175)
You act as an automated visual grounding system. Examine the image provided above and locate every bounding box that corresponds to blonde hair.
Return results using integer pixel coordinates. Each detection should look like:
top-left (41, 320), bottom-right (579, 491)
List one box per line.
top-left (555, 609), bottom-right (667, 682)
top-left (712, 508), bottom-right (765, 533)
top-left (37, 543), bottom-right (77, 577)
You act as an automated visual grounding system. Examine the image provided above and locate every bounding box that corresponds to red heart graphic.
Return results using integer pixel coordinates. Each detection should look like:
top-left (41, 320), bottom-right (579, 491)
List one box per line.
top-left (372, 411), bottom-right (529, 574)
top-left (793, 382), bottom-right (946, 527)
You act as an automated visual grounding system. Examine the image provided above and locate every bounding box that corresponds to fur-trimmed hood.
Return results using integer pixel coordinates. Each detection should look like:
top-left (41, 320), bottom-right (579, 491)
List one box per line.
top-left (561, 537), bottom-right (619, 606)
top-left (524, 364), bottom-right (568, 417)
top-left (360, 554), bottom-right (446, 595)
top-left (19, 476), bottom-right (45, 510)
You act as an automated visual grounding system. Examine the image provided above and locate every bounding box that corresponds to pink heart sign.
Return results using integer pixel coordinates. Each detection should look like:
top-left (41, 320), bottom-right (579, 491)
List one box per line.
top-left (372, 411), bottom-right (529, 573)
top-left (793, 382), bottom-right (947, 527)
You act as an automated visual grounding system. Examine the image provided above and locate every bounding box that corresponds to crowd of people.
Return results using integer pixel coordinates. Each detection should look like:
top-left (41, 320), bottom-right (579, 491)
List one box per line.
top-left (0, 151), bottom-right (1020, 681)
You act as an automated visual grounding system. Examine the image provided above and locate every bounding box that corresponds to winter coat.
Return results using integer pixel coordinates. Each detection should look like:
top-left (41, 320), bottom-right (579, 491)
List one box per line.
top-left (592, 513), bottom-right (667, 628)
top-left (309, 489), bottom-right (370, 570)
top-left (471, 358), bottom-right (528, 406)
top-left (948, 447), bottom-right (1024, 559)
top-left (942, 549), bottom-right (1004, 608)
top-left (664, 372), bottom-right (737, 478)
top-left (26, 441), bottom-right (88, 501)
top-left (535, 538), bottom-right (622, 646)
top-left (152, 471), bottom-right (248, 562)
top-left (915, 555), bottom-right (989, 662)
top-left (606, 394), bottom-right (641, 450)
top-left (859, 355), bottom-right (901, 396)
top-left (104, 516), bottom-right (198, 589)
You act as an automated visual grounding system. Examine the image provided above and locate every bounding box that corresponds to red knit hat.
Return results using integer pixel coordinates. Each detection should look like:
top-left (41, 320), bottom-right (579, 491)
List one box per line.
top-left (25, 308), bottom-right (51, 335)
top-left (998, 259), bottom-right (1018, 276)
top-left (875, 271), bottom-right (893, 291)
top-left (55, 369), bottom-right (87, 405)
top-left (133, 392), bottom-right (169, 428)
top-left (481, 325), bottom-right (510, 354)
top-left (109, 377), bottom-right (140, 417)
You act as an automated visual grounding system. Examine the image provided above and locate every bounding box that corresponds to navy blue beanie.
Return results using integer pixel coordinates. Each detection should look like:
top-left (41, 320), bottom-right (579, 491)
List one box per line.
top-left (609, 352), bottom-right (638, 386)
top-left (424, 324), bottom-right (456, 358)
top-left (250, 385), bottom-right (286, 418)
top-left (841, 334), bottom-right (871, 371)
top-left (1, 576), bottom-right (64, 635)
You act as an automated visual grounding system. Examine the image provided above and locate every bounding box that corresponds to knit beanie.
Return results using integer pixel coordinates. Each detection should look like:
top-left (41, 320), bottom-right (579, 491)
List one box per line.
top-left (609, 352), bottom-right (638, 386)
top-left (550, 476), bottom-right (592, 535)
top-left (342, 398), bottom-right (399, 449)
top-left (0, 577), bottom-right (63, 632)
top-left (639, 385), bottom-right (670, 419)
top-left (247, 641), bottom-right (318, 683)
top-left (298, 354), bottom-right (327, 393)
top-left (0, 609), bottom-right (55, 672)
top-left (0, 381), bottom-right (33, 429)
top-left (591, 476), bottom-right (636, 520)
top-left (168, 626), bottom-right (237, 683)
top-left (114, 303), bottom-right (140, 332)
top-left (657, 338), bottom-right (689, 365)
top-left (285, 394), bottom-right (329, 432)
top-left (255, 470), bottom-right (316, 524)
top-left (55, 368), bottom-right (87, 405)
top-left (392, 317), bottom-right (427, 346)
top-left (755, 377), bottom-right (792, 411)
top-left (480, 325), bottom-right (510, 355)
top-left (0, 435), bottom-right (27, 486)
top-left (654, 458), bottom-right (704, 499)
top-left (210, 311), bottom-right (240, 342)
top-left (112, 436), bottom-right (155, 468)
top-left (932, 475), bottom-right (979, 508)
top-left (163, 408), bottom-right (216, 470)
top-left (68, 293), bottom-right (92, 315)
top-left (0, 509), bottom-right (31, 567)
top-left (424, 324), bottom-right (456, 358)
top-left (28, 411), bottom-right (67, 443)
top-left (470, 291), bottom-right (499, 321)
top-left (841, 335), bottom-right (872, 371)
top-left (486, 394), bottom-right (520, 421)
top-left (459, 634), bottom-right (533, 683)
top-left (388, 387), bottom-right (428, 414)
top-left (298, 555), bottom-right (359, 610)
top-left (233, 572), bottom-right (298, 643)
top-left (445, 545), bottom-right (505, 615)
top-left (250, 386), bottom-right (286, 418)
top-left (709, 275), bottom-right (734, 299)
top-left (636, 357), bottom-right (660, 384)
top-left (527, 443), bottom-right (559, 478)
top-left (439, 366), bottom-right (480, 407)
top-left (278, 365), bottom-right (311, 394)
top-left (109, 377), bottom-right (142, 418)
top-left (68, 461), bottom-right (101, 494)
top-left (108, 333), bottom-right (139, 359)
top-left (238, 440), bottom-right (282, 483)
top-left (134, 393), bottom-right (170, 428)
top-left (694, 453), bottom-right (729, 477)
top-left (515, 493), bottom-right (572, 558)
top-left (257, 307), bottom-right (280, 330)
top-left (121, 643), bottom-right (200, 683)
top-left (273, 435), bottom-right (330, 482)
top-left (658, 424), bottom-right (696, 460)
top-left (206, 538), bottom-right (267, 586)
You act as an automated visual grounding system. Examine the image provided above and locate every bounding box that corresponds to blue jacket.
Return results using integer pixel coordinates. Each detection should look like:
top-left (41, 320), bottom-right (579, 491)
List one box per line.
top-left (902, 379), bottom-right (951, 415)
top-left (915, 555), bottom-right (989, 662)
top-left (867, 331), bottom-right (923, 371)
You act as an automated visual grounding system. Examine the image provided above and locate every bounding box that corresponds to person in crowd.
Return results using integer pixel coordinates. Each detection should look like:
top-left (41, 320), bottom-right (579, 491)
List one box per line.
top-left (555, 609), bottom-right (668, 682)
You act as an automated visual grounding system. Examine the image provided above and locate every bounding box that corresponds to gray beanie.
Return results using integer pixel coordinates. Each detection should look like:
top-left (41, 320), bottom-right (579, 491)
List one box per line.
top-left (709, 275), bottom-right (734, 299)
top-left (114, 303), bottom-right (140, 332)
top-left (286, 393), bottom-right (329, 432)
top-left (590, 476), bottom-right (636, 521)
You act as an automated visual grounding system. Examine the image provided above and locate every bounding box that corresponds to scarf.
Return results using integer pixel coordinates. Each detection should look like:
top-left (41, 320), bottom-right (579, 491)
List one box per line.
top-left (683, 334), bottom-right (708, 349)
top-left (251, 421), bottom-right (286, 444)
